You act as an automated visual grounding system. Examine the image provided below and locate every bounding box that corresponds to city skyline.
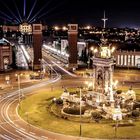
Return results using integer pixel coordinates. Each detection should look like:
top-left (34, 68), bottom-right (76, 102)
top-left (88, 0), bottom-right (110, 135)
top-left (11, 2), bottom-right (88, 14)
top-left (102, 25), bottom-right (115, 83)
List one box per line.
top-left (0, 0), bottom-right (140, 28)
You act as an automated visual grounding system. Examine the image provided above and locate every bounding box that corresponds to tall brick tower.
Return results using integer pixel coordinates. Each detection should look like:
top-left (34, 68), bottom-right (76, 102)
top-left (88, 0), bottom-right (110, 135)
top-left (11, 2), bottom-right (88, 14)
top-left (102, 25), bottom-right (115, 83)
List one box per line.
top-left (32, 24), bottom-right (42, 70)
top-left (68, 24), bottom-right (78, 68)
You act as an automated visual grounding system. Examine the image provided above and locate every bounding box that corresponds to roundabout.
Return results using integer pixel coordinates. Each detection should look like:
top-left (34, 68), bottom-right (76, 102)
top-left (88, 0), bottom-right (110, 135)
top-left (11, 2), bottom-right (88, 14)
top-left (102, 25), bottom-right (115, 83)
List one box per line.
top-left (18, 81), bottom-right (140, 139)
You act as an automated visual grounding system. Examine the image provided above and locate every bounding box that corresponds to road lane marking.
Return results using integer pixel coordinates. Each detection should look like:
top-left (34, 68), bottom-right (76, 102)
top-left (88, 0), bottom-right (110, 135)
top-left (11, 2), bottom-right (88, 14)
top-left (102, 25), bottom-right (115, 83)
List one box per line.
top-left (0, 99), bottom-right (21, 139)
top-left (41, 136), bottom-right (48, 139)
top-left (29, 132), bottom-right (35, 135)
top-left (0, 134), bottom-right (15, 140)
top-left (19, 128), bottom-right (26, 131)
top-left (4, 134), bottom-right (15, 140)
top-left (0, 134), bottom-right (9, 140)
top-left (5, 99), bottom-right (39, 140)
top-left (0, 119), bottom-right (20, 125)
top-left (16, 130), bottom-right (36, 140)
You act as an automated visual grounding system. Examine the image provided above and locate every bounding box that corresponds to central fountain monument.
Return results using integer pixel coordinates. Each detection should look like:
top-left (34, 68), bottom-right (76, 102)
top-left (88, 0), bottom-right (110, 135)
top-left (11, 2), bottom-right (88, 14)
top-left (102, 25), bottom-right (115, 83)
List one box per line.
top-left (92, 37), bottom-right (115, 106)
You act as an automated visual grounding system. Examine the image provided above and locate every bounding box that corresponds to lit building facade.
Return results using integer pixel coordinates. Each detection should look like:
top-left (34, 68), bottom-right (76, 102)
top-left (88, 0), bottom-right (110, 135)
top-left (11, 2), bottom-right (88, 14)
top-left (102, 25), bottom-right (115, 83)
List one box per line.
top-left (19, 23), bottom-right (32, 34)
top-left (0, 38), bottom-right (12, 71)
top-left (19, 22), bottom-right (32, 44)
top-left (88, 41), bottom-right (140, 69)
top-left (114, 50), bottom-right (140, 68)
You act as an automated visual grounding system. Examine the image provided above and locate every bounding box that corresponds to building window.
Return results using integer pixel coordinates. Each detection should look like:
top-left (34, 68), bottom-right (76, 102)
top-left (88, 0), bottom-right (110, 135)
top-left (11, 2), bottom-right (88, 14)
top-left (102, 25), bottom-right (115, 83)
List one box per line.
top-left (124, 55), bottom-right (127, 66)
top-left (131, 55), bottom-right (134, 66)
top-left (121, 55), bottom-right (123, 65)
top-left (135, 55), bottom-right (140, 67)
top-left (117, 55), bottom-right (120, 65)
top-left (128, 55), bottom-right (131, 66)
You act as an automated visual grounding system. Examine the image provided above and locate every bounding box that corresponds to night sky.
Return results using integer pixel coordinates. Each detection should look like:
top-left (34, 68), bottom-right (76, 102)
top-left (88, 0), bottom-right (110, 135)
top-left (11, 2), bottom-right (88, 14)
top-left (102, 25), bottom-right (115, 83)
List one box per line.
top-left (0, 0), bottom-right (140, 28)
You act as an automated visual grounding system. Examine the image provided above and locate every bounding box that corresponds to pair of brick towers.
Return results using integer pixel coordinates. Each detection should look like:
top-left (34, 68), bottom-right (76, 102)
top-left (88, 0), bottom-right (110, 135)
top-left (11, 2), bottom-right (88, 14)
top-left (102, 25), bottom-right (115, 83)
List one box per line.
top-left (32, 24), bottom-right (78, 70)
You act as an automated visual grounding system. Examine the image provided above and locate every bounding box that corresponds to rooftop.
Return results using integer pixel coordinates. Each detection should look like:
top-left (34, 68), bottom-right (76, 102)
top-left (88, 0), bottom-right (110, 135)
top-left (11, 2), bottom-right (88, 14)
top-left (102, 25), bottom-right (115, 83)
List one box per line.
top-left (0, 38), bottom-right (10, 46)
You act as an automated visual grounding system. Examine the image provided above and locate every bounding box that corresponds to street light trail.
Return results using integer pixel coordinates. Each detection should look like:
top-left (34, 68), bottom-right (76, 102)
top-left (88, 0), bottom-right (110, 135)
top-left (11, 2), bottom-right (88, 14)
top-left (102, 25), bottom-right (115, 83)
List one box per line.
top-left (0, 72), bottom-right (61, 139)
top-left (50, 59), bottom-right (77, 77)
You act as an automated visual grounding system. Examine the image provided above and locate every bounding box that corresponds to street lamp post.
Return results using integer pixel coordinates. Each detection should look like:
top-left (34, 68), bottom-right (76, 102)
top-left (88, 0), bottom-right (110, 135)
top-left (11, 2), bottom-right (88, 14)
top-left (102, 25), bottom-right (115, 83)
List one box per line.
top-left (112, 108), bottom-right (122, 138)
top-left (15, 74), bottom-right (23, 103)
top-left (48, 64), bottom-right (53, 79)
top-left (32, 60), bottom-right (34, 72)
top-left (115, 118), bottom-right (119, 138)
top-left (79, 87), bottom-right (82, 136)
top-left (87, 59), bottom-right (90, 69)
top-left (50, 66), bottom-right (53, 79)
top-left (92, 67), bottom-right (95, 91)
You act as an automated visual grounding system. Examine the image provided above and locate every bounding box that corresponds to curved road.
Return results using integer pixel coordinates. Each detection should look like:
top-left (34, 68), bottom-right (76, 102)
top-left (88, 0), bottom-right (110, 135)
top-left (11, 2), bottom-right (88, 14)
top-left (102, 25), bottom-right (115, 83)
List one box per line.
top-left (0, 73), bottom-right (62, 140)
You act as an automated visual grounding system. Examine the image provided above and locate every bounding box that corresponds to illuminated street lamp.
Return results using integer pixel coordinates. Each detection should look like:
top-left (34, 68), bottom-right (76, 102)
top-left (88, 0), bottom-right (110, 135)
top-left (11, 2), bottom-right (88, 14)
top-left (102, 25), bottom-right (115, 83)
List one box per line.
top-left (85, 81), bottom-right (92, 90)
top-left (90, 46), bottom-right (94, 51)
top-left (86, 25), bottom-right (91, 30)
top-left (5, 75), bottom-right (10, 84)
top-left (90, 47), bottom-right (98, 56)
top-left (62, 26), bottom-right (67, 31)
top-left (88, 47), bottom-right (98, 69)
top-left (93, 48), bottom-right (98, 53)
top-left (54, 26), bottom-right (59, 31)
top-left (111, 47), bottom-right (115, 53)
